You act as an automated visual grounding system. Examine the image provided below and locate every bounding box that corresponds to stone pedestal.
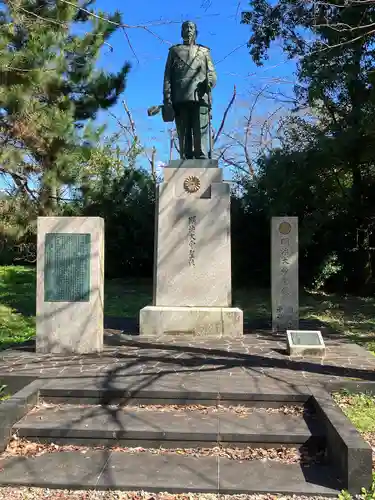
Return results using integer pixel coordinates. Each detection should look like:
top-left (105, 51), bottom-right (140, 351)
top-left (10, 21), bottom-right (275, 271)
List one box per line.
top-left (140, 160), bottom-right (243, 337)
top-left (140, 306), bottom-right (243, 337)
top-left (271, 216), bottom-right (299, 332)
top-left (36, 217), bottom-right (104, 354)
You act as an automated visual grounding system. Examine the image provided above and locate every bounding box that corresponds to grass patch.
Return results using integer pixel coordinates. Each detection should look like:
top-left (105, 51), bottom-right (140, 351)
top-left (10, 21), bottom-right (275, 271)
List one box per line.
top-left (234, 287), bottom-right (375, 355)
top-left (0, 265), bottom-right (374, 355)
top-left (0, 266), bottom-right (37, 350)
top-left (334, 391), bottom-right (375, 498)
top-left (333, 391), bottom-right (375, 432)
top-left (104, 278), bottom-right (152, 317)
top-left (0, 385), bottom-right (10, 402)
top-left (0, 265), bottom-right (36, 316)
top-left (301, 291), bottom-right (375, 355)
top-left (0, 304), bottom-right (35, 350)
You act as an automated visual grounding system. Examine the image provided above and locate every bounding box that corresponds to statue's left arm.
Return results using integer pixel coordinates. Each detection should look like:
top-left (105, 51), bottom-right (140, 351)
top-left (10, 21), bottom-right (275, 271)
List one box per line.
top-left (206, 48), bottom-right (217, 89)
top-left (163, 49), bottom-right (173, 105)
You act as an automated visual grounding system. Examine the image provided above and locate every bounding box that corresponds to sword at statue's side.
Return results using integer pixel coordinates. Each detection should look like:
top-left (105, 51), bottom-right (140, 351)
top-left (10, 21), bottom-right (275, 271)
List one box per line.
top-left (205, 55), bottom-right (214, 160)
top-left (207, 86), bottom-right (213, 160)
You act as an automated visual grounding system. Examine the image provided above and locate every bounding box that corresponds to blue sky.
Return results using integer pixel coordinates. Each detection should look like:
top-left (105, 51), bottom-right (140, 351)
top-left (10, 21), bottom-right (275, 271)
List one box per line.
top-left (92, 0), bottom-right (297, 168)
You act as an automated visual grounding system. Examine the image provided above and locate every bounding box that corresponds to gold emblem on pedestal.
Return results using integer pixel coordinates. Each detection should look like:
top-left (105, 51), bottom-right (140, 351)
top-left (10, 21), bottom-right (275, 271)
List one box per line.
top-left (279, 221), bottom-right (292, 235)
top-left (183, 175), bottom-right (201, 193)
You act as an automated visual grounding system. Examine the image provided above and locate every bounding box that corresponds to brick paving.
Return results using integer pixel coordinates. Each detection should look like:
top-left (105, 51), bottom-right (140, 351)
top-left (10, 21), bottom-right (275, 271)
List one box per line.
top-left (0, 319), bottom-right (374, 385)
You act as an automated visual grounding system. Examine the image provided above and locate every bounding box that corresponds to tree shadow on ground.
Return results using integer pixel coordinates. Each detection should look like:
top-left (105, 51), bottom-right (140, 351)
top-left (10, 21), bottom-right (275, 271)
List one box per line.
top-left (6, 323), bottom-right (375, 381)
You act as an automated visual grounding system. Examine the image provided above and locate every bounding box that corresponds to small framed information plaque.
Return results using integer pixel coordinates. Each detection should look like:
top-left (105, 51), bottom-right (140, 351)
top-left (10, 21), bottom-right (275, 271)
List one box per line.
top-left (44, 233), bottom-right (91, 302)
top-left (286, 330), bottom-right (325, 356)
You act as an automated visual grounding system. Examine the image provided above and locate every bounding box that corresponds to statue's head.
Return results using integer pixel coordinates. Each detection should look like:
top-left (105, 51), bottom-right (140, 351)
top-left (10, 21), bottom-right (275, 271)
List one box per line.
top-left (181, 21), bottom-right (197, 45)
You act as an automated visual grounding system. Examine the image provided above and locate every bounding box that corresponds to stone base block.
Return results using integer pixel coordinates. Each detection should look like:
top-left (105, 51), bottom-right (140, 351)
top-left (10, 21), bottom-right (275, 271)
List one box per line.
top-left (286, 330), bottom-right (326, 357)
top-left (287, 345), bottom-right (326, 357)
top-left (139, 306), bottom-right (243, 337)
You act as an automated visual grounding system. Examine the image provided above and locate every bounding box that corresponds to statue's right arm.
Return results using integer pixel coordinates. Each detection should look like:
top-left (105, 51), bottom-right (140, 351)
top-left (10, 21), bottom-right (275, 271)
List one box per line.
top-left (163, 49), bottom-right (173, 105)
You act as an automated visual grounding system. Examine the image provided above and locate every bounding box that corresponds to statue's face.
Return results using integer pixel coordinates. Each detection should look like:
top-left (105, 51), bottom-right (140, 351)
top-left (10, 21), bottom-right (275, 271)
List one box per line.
top-left (182, 22), bottom-right (196, 44)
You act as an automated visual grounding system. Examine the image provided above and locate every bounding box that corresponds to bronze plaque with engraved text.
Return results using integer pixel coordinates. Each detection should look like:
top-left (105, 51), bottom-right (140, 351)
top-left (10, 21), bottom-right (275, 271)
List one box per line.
top-left (44, 233), bottom-right (91, 302)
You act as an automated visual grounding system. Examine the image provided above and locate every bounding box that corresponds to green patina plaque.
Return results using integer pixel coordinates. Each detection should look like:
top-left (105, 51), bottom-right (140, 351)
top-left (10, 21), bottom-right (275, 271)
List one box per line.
top-left (44, 233), bottom-right (91, 302)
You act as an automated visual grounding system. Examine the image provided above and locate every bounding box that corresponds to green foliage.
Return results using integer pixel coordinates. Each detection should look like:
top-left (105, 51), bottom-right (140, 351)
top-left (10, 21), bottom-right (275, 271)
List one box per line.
top-left (0, 266), bottom-right (36, 350)
top-left (81, 165), bottom-right (156, 278)
top-left (230, 177), bottom-right (270, 287)
top-left (242, 0), bottom-right (375, 294)
top-left (312, 253), bottom-right (343, 291)
top-left (0, 383), bottom-right (10, 401)
top-left (334, 391), bottom-right (375, 498)
top-left (333, 390), bottom-right (375, 432)
top-left (338, 481), bottom-right (375, 500)
top-left (0, 265), bottom-right (36, 315)
top-left (0, 0), bottom-right (131, 267)
top-left (0, 0), bottom-right (130, 219)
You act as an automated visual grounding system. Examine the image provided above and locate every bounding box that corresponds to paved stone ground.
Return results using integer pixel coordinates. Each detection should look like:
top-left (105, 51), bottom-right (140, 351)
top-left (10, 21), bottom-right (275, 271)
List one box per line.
top-left (1, 319), bottom-right (374, 385)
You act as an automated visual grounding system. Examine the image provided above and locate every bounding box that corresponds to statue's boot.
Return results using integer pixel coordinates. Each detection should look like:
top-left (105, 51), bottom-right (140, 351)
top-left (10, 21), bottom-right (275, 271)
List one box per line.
top-left (194, 152), bottom-right (206, 159)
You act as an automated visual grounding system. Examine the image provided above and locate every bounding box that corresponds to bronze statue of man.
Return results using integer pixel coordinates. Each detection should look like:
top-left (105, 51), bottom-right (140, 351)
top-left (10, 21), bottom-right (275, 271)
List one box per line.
top-left (163, 21), bottom-right (217, 160)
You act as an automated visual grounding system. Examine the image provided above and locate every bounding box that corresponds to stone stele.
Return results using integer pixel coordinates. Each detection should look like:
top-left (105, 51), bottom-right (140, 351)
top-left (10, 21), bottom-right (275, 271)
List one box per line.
top-left (271, 216), bottom-right (299, 332)
top-left (140, 160), bottom-right (243, 337)
top-left (36, 217), bottom-right (104, 354)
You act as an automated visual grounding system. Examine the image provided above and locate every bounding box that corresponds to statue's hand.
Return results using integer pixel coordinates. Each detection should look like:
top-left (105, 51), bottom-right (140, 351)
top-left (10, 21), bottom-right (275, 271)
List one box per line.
top-left (197, 80), bottom-right (209, 98)
top-left (161, 100), bottom-right (175, 122)
top-left (164, 96), bottom-right (173, 106)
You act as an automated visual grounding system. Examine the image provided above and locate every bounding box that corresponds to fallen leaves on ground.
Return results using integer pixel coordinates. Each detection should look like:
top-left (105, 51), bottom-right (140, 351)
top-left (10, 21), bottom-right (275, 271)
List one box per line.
top-left (31, 401), bottom-right (308, 417)
top-left (363, 431), bottom-right (375, 470)
top-left (129, 404), bottom-right (306, 416)
top-left (1, 437), bottom-right (326, 465)
top-left (0, 489), bottom-right (335, 500)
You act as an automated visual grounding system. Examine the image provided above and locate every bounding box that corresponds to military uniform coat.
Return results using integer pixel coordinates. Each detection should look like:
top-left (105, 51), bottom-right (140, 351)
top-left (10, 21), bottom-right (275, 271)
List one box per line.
top-left (163, 44), bottom-right (217, 106)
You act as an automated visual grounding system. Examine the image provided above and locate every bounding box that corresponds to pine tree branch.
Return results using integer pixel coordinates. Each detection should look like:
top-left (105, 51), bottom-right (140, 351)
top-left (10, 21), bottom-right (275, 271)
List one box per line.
top-left (6, 0), bottom-right (68, 27)
top-left (0, 167), bottom-right (37, 200)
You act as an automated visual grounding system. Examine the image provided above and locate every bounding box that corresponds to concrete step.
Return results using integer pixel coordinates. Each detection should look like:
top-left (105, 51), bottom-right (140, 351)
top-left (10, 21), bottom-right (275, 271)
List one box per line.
top-left (13, 405), bottom-right (324, 447)
top-left (0, 449), bottom-right (342, 495)
top-left (40, 376), bottom-right (311, 406)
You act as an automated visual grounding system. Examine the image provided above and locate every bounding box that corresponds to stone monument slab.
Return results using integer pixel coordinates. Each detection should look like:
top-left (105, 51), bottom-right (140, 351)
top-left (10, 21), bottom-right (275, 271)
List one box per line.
top-left (271, 216), bottom-right (299, 331)
top-left (154, 162), bottom-right (231, 307)
top-left (286, 330), bottom-right (325, 356)
top-left (36, 217), bottom-right (104, 354)
top-left (140, 159), bottom-right (243, 337)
